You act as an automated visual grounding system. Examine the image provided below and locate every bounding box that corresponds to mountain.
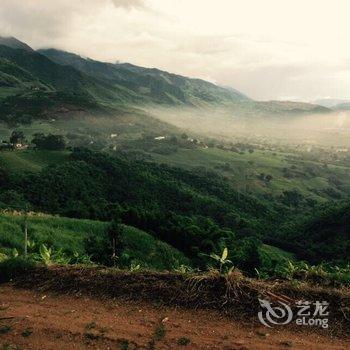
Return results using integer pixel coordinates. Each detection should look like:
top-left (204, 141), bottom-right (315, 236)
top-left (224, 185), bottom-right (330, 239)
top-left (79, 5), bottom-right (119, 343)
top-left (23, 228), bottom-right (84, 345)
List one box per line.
top-left (38, 49), bottom-right (250, 106)
top-left (252, 100), bottom-right (330, 115)
top-left (0, 37), bottom-right (331, 125)
top-left (334, 102), bottom-right (350, 110)
top-left (314, 98), bottom-right (350, 109)
top-left (0, 36), bottom-right (33, 51)
top-left (0, 44), bottom-right (103, 124)
top-left (0, 38), bottom-right (251, 124)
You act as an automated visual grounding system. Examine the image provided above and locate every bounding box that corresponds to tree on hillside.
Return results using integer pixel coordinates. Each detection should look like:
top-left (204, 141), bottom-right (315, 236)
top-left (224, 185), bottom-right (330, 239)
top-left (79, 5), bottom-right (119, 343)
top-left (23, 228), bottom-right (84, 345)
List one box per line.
top-left (281, 189), bottom-right (303, 208)
top-left (32, 133), bottom-right (66, 150)
top-left (108, 218), bottom-right (124, 261)
top-left (0, 167), bottom-right (9, 188)
top-left (10, 130), bottom-right (25, 144)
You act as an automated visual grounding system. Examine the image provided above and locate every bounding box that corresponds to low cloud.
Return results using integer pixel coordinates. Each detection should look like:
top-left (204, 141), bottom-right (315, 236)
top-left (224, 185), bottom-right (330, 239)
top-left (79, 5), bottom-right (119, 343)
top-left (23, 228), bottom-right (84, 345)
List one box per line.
top-left (111, 0), bottom-right (146, 9)
top-left (0, 0), bottom-right (349, 100)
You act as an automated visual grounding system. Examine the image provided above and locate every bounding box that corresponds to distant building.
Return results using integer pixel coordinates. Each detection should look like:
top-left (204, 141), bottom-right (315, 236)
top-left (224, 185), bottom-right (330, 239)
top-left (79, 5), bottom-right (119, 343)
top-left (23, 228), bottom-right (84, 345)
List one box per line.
top-left (14, 143), bottom-right (28, 150)
top-left (154, 136), bottom-right (166, 141)
top-left (0, 141), bottom-right (28, 151)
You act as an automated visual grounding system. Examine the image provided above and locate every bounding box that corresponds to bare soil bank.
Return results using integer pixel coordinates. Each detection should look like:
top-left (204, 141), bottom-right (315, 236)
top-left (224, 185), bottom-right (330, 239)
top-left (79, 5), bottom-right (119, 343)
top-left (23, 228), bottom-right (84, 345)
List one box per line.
top-left (0, 285), bottom-right (349, 350)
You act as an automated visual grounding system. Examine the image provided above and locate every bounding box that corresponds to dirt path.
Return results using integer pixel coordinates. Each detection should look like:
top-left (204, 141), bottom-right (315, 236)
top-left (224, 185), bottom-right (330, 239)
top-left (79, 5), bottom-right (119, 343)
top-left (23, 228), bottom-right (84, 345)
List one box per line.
top-left (0, 285), bottom-right (348, 350)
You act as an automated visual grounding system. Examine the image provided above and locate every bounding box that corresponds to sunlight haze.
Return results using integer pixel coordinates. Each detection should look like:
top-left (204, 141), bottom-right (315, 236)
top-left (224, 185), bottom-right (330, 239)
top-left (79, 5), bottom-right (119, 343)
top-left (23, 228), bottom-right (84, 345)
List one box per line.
top-left (0, 0), bottom-right (349, 100)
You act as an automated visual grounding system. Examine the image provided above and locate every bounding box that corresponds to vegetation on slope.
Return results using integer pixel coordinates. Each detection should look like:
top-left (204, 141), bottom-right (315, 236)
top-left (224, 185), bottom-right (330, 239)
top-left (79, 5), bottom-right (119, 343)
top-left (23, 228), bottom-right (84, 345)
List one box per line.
top-left (0, 213), bottom-right (189, 270)
top-left (0, 39), bottom-right (251, 127)
top-left (39, 49), bottom-right (249, 106)
top-left (1, 148), bottom-right (348, 268)
top-left (273, 200), bottom-right (350, 264)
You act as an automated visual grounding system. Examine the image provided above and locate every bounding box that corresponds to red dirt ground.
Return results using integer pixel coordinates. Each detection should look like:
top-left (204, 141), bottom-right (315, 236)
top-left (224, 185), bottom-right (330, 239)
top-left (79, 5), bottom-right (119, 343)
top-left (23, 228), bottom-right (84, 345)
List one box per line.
top-left (0, 284), bottom-right (348, 350)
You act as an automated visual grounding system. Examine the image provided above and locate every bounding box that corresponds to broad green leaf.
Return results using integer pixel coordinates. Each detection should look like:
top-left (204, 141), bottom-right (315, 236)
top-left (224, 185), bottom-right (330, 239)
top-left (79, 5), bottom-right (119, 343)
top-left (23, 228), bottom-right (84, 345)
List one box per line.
top-left (221, 247), bottom-right (228, 261)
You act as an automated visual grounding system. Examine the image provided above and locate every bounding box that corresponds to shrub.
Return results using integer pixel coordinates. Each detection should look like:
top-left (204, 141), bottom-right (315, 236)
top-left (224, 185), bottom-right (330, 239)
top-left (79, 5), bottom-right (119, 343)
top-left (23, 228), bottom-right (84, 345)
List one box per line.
top-left (0, 257), bottom-right (37, 282)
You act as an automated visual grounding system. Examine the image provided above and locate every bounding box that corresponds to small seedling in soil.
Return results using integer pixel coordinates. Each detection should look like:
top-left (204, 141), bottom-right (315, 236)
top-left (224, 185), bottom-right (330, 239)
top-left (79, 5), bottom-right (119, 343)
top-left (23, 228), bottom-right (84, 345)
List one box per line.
top-left (281, 340), bottom-right (293, 347)
top-left (21, 328), bottom-right (33, 337)
top-left (99, 326), bottom-right (109, 335)
top-left (118, 339), bottom-right (130, 350)
top-left (177, 337), bottom-right (191, 346)
top-left (0, 325), bottom-right (12, 334)
top-left (256, 331), bottom-right (269, 337)
top-left (154, 323), bottom-right (166, 341)
top-left (1, 344), bottom-right (21, 350)
top-left (84, 332), bottom-right (101, 341)
top-left (147, 321), bottom-right (167, 349)
top-left (85, 321), bottom-right (97, 330)
top-left (147, 339), bottom-right (156, 350)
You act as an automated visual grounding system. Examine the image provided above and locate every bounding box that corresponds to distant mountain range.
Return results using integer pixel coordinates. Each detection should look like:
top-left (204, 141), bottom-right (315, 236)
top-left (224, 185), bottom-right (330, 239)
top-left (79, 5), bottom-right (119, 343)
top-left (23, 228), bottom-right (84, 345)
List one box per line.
top-left (314, 98), bottom-right (350, 110)
top-left (38, 48), bottom-right (249, 106)
top-left (0, 36), bottom-right (331, 124)
top-left (0, 36), bottom-right (33, 52)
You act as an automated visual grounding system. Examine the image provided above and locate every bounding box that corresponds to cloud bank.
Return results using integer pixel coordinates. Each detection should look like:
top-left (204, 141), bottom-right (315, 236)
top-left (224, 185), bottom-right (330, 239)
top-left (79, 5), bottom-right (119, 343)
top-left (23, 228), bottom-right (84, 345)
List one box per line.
top-left (0, 0), bottom-right (349, 100)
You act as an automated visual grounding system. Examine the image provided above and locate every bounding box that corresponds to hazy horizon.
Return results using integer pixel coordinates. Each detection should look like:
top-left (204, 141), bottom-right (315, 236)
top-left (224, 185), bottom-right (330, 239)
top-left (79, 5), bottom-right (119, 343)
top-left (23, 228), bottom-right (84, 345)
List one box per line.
top-left (1, 0), bottom-right (350, 102)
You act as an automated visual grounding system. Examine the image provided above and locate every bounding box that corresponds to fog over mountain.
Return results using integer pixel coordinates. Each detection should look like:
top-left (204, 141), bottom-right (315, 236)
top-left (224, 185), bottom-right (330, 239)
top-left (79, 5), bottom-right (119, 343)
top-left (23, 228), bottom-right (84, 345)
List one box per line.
top-left (0, 0), bottom-right (349, 101)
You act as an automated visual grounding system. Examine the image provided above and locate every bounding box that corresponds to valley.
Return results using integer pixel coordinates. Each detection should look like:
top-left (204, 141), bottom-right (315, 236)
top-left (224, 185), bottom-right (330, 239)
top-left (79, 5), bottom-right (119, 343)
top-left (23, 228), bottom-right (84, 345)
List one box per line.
top-left (0, 34), bottom-right (349, 349)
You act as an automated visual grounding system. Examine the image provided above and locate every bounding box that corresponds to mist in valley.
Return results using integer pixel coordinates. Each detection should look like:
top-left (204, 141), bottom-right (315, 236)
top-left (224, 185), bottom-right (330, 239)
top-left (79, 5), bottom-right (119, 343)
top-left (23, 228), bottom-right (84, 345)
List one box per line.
top-left (146, 106), bottom-right (350, 148)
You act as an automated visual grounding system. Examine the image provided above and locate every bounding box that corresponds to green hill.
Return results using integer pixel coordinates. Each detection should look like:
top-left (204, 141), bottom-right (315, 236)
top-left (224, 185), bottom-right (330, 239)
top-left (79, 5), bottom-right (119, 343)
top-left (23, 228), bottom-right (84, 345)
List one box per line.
top-left (0, 213), bottom-right (190, 270)
top-left (38, 49), bottom-right (249, 106)
top-left (0, 36), bottom-right (33, 51)
top-left (272, 200), bottom-right (350, 263)
top-left (0, 38), bottom-right (330, 127)
top-left (0, 38), bottom-right (250, 126)
top-left (0, 44), bottom-right (100, 124)
top-left (149, 146), bottom-right (350, 203)
top-left (1, 148), bottom-right (348, 266)
top-left (0, 150), bottom-right (70, 174)
top-left (0, 148), bottom-right (277, 271)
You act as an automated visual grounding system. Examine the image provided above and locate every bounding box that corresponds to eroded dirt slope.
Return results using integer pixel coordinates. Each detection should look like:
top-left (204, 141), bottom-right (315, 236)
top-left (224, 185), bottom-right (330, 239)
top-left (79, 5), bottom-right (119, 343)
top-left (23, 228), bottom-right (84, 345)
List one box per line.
top-left (0, 285), bottom-right (348, 350)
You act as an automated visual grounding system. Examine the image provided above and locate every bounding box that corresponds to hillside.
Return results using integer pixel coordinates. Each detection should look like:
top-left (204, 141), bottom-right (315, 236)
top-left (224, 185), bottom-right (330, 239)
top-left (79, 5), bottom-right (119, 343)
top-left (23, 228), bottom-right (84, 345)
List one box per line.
top-left (0, 148), bottom-right (279, 272)
top-left (226, 100), bottom-right (331, 118)
top-left (0, 38), bottom-right (250, 127)
top-left (40, 49), bottom-right (334, 116)
top-left (272, 200), bottom-right (350, 263)
top-left (38, 49), bottom-right (249, 106)
top-left (149, 147), bottom-right (350, 203)
top-left (0, 213), bottom-right (189, 270)
top-left (335, 102), bottom-right (350, 110)
top-left (314, 98), bottom-right (350, 108)
top-left (0, 38), bottom-right (332, 128)
top-left (0, 44), bottom-right (101, 124)
top-left (0, 36), bottom-right (33, 51)
top-left (1, 148), bottom-right (348, 268)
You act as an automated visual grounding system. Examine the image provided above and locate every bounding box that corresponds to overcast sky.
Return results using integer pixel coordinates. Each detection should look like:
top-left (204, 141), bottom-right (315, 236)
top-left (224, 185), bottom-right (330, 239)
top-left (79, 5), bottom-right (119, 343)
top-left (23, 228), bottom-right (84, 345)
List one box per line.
top-left (0, 0), bottom-right (349, 101)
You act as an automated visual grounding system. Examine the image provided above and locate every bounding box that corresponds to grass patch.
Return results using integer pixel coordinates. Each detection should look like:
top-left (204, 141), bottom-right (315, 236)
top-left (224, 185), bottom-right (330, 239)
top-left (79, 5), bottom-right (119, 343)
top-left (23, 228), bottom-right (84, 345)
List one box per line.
top-left (0, 150), bottom-right (69, 174)
top-left (0, 213), bottom-right (190, 270)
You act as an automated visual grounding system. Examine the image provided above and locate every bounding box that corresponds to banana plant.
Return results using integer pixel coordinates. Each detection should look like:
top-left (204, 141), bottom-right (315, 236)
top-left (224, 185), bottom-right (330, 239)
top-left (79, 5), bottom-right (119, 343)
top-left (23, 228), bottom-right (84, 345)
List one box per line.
top-left (11, 248), bottom-right (19, 258)
top-left (39, 244), bottom-right (52, 265)
top-left (209, 247), bottom-right (233, 273)
top-left (27, 240), bottom-right (36, 251)
top-left (0, 253), bottom-right (8, 262)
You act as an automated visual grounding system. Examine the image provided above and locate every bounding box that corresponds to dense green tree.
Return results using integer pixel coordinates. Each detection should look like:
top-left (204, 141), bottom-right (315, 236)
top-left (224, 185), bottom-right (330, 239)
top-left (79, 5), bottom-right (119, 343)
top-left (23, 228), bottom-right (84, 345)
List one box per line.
top-left (10, 130), bottom-right (25, 144)
top-left (32, 133), bottom-right (66, 150)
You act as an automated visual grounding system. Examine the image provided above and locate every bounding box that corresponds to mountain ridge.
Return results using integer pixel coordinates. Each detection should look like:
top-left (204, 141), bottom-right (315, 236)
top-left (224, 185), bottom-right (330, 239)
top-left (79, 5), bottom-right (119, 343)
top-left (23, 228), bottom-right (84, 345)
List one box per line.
top-left (0, 36), bottom-right (33, 52)
top-left (38, 48), bottom-right (250, 106)
top-left (0, 36), bottom-right (332, 125)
